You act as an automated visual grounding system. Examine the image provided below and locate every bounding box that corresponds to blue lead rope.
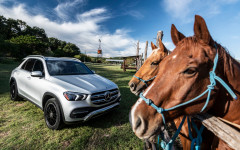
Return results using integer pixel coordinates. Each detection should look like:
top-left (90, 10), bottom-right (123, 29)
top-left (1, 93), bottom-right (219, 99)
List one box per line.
top-left (160, 116), bottom-right (187, 150)
top-left (133, 75), bottom-right (157, 87)
top-left (187, 117), bottom-right (205, 150)
top-left (139, 44), bottom-right (237, 150)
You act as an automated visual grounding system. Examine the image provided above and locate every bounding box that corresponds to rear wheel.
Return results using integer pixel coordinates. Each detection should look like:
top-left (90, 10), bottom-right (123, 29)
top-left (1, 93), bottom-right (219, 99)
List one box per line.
top-left (10, 81), bottom-right (23, 101)
top-left (44, 98), bottom-right (63, 130)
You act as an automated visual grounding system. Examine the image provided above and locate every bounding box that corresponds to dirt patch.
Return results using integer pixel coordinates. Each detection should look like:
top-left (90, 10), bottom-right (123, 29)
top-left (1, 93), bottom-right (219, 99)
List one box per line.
top-left (62, 141), bottom-right (71, 149)
top-left (0, 131), bottom-right (10, 138)
top-left (16, 103), bottom-right (24, 107)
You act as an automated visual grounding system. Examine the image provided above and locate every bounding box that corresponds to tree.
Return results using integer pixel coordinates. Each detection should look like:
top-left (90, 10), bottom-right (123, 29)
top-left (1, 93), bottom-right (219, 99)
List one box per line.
top-left (10, 35), bottom-right (47, 59)
top-left (0, 35), bottom-right (17, 57)
top-left (0, 15), bottom-right (81, 59)
top-left (62, 43), bottom-right (80, 57)
top-left (0, 16), bottom-right (8, 39)
top-left (48, 37), bottom-right (60, 51)
top-left (6, 18), bottom-right (21, 39)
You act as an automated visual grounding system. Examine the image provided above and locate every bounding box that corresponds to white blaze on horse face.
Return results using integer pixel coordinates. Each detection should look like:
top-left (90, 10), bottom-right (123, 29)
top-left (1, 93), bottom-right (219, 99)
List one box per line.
top-left (131, 98), bottom-right (143, 128)
top-left (148, 48), bottom-right (159, 58)
top-left (143, 82), bottom-right (155, 97)
top-left (152, 48), bottom-right (159, 52)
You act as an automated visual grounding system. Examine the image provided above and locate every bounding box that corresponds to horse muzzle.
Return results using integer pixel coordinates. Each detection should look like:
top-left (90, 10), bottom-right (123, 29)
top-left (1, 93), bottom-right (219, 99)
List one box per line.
top-left (129, 81), bottom-right (146, 96)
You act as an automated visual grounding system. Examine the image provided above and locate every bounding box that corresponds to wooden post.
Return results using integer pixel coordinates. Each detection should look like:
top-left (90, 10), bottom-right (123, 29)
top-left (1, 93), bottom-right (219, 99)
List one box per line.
top-left (156, 31), bottom-right (163, 48)
top-left (136, 40), bottom-right (140, 56)
top-left (144, 41), bottom-right (148, 62)
top-left (136, 40), bottom-right (140, 70)
top-left (123, 59), bottom-right (126, 72)
top-left (194, 113), bottom-right (240, 149)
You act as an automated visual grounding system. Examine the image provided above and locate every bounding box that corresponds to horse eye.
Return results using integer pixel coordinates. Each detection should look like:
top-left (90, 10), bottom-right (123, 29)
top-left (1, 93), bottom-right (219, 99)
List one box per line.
top-left (183, 67), bottom-right (197, 75)
top-left (151, 61), bottom-right (159, 65)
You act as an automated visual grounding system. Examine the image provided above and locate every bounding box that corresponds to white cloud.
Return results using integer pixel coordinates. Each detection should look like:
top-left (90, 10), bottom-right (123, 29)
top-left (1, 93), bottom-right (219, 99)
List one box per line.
top-left (163, 0), bottom-right (239, 23)
top-left (54, 0), bottom-right (86, 20)
top-left (163, 42), bottom-right (175, 51)
top-left (163, 0), bottom-right (192, 19)
top-left (124, 10), bottom-right (144, 20)
top-left (0, 3), bottom-right (143, 57)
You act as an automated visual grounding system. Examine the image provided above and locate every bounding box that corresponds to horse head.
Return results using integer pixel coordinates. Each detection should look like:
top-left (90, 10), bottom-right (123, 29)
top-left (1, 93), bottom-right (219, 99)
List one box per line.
top-left (128, 39), bottom-right (169, 96)
top-left (130, 15), bottom-right (239, 140)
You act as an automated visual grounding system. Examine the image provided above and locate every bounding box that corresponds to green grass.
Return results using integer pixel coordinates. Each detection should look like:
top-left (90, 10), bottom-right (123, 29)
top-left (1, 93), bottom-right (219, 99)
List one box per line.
top-left (0, 62), bottom-right (143, 149)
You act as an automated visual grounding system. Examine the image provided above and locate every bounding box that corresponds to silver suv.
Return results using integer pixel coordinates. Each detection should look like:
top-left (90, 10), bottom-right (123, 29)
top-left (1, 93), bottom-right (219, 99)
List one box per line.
top-left (9, 55), bottom-right (121, 129)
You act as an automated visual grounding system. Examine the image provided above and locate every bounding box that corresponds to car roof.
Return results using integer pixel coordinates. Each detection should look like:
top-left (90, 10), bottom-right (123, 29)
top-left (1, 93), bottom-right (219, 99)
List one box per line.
top-left (25, 55), bottom-right (81, 62)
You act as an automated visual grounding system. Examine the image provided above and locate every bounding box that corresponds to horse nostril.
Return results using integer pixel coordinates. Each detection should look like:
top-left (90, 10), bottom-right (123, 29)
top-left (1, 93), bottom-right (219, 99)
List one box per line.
top-left (135, 117), bottom-right (142, 130)
top-left (130, 82), bottom-right (136, 90)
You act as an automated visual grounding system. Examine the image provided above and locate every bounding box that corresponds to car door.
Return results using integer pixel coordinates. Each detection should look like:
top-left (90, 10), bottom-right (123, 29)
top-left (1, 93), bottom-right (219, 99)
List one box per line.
top-left (17, 59), bottom-right (36, 99)
top-left (26, 59), bottom-right (46, 107)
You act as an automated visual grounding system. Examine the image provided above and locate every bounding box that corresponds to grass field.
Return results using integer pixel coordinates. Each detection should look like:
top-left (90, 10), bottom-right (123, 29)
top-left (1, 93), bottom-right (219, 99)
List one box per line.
top-left (0, 62), bottom-right (144, 149)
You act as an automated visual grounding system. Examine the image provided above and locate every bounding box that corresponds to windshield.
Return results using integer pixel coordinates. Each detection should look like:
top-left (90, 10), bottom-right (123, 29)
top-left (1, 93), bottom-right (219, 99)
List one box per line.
top-left (46, 60), bottom-right (93, 75)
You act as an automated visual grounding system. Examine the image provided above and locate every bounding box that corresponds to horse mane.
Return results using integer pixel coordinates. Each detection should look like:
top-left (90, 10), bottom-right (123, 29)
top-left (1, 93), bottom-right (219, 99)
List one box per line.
top-left (216, 42), bottom-right (239, 78)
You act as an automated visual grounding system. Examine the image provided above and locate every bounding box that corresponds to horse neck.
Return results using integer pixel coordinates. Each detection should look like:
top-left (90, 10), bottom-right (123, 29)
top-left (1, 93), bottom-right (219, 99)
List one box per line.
top-left (219, 47), bottom-right (240, 94)
top-left (211, 47), bottom-right (240, 124)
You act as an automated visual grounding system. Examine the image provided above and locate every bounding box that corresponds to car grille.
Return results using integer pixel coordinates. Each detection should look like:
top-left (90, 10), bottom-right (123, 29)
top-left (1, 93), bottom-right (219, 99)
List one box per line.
top-left (91, 88), bottom-right (119, 105)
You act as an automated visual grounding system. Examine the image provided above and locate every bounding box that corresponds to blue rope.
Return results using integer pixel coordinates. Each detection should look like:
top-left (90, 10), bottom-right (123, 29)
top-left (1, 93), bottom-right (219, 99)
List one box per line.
top-left (187, 117), bottom-right (205, 150)
top-left (160, 116), bottom-right (187, 150)
top-left (157, 135), bottom-right (160, 150)
top-left (139, 44), bottom-right (238, 150)
top-left (133, 75), bottom-right (157, 87)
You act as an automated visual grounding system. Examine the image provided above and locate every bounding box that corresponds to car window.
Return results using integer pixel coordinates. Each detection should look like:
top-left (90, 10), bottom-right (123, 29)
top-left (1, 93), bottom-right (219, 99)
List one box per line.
top-left (33, 60), bottom-right (44, 72)
top-left (24, 59), bottom-right (36, 72)
top-left (21, 60), bottom-right (28, 69)
top-left (46, 60), bottom-right (93, 75)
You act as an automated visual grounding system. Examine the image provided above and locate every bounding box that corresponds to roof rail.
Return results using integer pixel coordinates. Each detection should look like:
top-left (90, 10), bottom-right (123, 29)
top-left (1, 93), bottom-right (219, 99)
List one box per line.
top-left (61, 57), bottom-right (81, 62)
top-left (26, 55), bottom-right (45, 59)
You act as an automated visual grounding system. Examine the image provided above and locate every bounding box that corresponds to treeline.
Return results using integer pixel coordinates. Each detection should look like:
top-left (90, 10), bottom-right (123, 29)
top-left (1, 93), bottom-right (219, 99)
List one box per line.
top-left (0, 15), bottom-right (90, 60)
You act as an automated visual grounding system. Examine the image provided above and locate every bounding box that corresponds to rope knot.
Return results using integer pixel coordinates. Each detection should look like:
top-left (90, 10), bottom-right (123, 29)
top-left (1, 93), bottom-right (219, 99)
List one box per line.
top-left (145, 98), bottom-right (153, 105)
top-left (157, 107), bottom-right (164, 113)
top-left (208, 71), bottom-right (216, 90)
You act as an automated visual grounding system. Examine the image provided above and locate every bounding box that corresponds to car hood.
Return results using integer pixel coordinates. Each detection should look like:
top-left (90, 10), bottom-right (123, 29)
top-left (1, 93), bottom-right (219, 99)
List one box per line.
top-left (50, 74), bottom-right (117, 93)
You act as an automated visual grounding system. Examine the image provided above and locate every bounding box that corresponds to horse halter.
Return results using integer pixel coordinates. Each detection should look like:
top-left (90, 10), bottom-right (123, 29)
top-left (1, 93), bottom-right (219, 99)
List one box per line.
top-left (139, 44), bottom-right (237, 150)
top-left (133, 75), bottom-right (156, 87)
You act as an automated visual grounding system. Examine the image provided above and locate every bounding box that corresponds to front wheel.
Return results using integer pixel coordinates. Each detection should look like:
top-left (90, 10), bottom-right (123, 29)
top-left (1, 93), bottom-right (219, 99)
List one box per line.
top-left (44, 98), bottom-right (63, 130)
top-left (10, 81), bottom-right (23, 101)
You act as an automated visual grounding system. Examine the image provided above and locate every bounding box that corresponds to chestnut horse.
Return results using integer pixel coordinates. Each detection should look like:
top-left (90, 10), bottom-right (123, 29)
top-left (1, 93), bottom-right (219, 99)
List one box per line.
top-left (130, 15), bottom-right (240, 149)
top-left (129, 35), bottom-right (212, 149)
top-left (129, 39), bottom-right (169, 96)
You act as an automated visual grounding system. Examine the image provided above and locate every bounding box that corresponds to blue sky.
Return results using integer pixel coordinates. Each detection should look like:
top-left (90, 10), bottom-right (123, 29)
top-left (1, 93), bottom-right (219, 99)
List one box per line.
top-left (0, 0), bottom-right (240, 59)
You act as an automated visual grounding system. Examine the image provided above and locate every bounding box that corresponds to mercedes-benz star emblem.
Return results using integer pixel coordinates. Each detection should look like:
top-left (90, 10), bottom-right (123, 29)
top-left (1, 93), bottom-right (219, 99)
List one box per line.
top-left (104, 91), bottom-right (111, 101)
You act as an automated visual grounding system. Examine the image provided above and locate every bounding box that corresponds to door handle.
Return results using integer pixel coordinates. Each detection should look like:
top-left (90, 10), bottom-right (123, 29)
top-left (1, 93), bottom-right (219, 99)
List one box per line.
top-left (27, 76), bottom-right (31, 79)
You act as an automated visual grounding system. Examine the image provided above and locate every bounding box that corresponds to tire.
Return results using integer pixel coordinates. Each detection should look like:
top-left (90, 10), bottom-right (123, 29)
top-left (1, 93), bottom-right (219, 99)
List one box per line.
top-left (44, 98), bottom-right (63, 130)
top-left (10, 80), bottom-right (23, 101)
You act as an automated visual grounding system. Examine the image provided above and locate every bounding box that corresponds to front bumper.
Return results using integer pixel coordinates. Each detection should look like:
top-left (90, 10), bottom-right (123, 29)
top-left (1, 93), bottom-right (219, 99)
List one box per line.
top-left (71, 102), bottom-right (120, 121)
top-left (63, 96), bottom-right (121, 123)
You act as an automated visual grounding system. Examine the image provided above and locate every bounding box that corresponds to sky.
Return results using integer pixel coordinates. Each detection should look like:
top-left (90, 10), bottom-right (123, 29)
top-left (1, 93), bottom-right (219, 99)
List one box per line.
top-left (0, 0), bottom-right (240, 59)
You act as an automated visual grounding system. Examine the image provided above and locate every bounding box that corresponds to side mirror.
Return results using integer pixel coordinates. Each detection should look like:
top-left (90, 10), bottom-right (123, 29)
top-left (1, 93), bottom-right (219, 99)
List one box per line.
top-left (31, 71), bottom-right (43, 77)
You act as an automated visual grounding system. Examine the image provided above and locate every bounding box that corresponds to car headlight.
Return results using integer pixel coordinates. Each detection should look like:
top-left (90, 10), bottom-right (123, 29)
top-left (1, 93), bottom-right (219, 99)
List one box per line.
top-left (63, 92), bottom-right (88, 101)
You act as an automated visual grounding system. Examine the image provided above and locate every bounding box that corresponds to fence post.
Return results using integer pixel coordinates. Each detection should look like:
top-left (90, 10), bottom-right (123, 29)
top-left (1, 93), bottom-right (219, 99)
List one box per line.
top-left (123, 59), bottom-right (126, 72)
top-left (144, 41), bottom-right (148, 62)
top-left (136, 40), bottom-right (141, 70)
top-left (156, 31), bottom-right (163, 48)
top-left (194, 113), bottom-right (240, 149)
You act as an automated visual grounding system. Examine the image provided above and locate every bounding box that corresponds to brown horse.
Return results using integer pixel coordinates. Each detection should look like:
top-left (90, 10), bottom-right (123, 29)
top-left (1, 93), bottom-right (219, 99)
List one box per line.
top-left (129, 33), bottom-right (212, 149)
top-left (130, 15), bottom-right (240, 149)
top-left (129, 39), bottom-right (169, 96)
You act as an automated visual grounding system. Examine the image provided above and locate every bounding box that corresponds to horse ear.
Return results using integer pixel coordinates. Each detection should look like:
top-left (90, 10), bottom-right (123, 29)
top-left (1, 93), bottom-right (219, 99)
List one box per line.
top-left (158, 38), bottom-right (165, 52)
top-left (171, 24), bottom-right (186, 46)
top-left (151, 42), bottom-right (157, 50)
top-left (194, 15), bottom-right (213, 44)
